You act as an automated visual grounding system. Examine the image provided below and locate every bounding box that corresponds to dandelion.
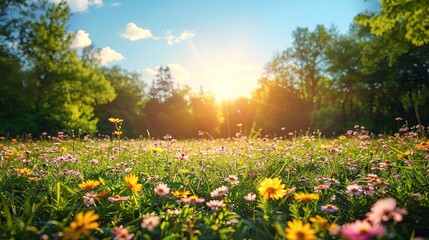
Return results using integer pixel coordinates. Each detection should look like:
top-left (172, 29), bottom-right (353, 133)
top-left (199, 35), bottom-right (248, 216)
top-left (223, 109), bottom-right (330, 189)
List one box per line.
top-left (78, 180), bottom-right (100, 190)
top-left (62, 210), bottom-right (100, 240)
top-left (210, 185), bottom-right (229, 198)
top-left (285, 219), bottom-right (317, 240)
top-left (366, 198), bottom-right (408, 224)
top-left (112, 225), bottom-right (134, 240)
top-left (321, 204), bottom-right (339, 213)
top-left (244, 193), bottom-right (257, 201)
top-left (257, 177), bottom-right (287, 200)
top-left (341, 220), bottom-right (386, 240)
top-left (125, 173), bottom-right (142, 193)
top-left (141, 214), bottom-right (161, 231)
top-left (206, 199), bottom-right (224, 210)
top-left (224, 174), bottom-right (240, 185)
top-left (154, 183), bottom-right (170, 197)
top-left (294, 193), bottom-right (319, 202)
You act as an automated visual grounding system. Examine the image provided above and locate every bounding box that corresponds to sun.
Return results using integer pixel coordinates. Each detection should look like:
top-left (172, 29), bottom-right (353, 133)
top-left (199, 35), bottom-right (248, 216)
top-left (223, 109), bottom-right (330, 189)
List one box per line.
top-left (203, 64), bottom-right (260, 102)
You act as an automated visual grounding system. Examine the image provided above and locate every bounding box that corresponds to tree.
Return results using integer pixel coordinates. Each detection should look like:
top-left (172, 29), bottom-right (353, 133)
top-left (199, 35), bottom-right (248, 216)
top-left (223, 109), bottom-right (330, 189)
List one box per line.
top-left (143, 66), bottom-right (196, 138)
top-left (149, 66), bottom-right (175, 103)
top-left (95, 66), bottom-right (147, 137)
top-left (355, 0), bottom-right (429, 46)
top-left (9, 0), bottom-right (115, 134)
top-left (190, 87), bottom-right (223, 136)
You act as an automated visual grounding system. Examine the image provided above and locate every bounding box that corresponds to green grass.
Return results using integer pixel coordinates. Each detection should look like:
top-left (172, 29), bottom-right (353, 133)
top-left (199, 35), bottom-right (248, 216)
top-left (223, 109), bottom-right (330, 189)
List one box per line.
top-left (0, 127), bottom-right (428, 239)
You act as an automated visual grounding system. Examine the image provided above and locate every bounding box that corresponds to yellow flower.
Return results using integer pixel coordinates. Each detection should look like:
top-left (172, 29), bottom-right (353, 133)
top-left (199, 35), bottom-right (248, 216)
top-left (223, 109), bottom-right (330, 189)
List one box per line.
top-left (113, 131), bottom-right (123, 135)
top-left (294, 192), bottom-right (320, 202)
top-left (172, 190), bottom-right (191, 198)
top-left (397, 150), bottom-right (412, 159)
top-left (285, 219), bottom-right (317, 240)
top-left (309, 215), bottom-right (330, 230)
top-left (257, 177), bottom-right (287, 200)
top-left (415, 141), bottom-right (429, 150)
top-left (63, 210), bottom-right (100, 240)
top-left (60, 147), bottom-right (67, 154)
top-left (15, 168), bottom-right (31, 176)
top-left (150, 146), bottom-right (164, 154)
top-left (108, 117), bottom-right (123, 124)
top-left (125, 173), bottom-right (142, 193)
top-left (338, 135), bottom-right (347, 140)
top-left (320, 144), bottom-right (334, 150)
top-left (78, 180), bottom-right (101, 190)
top-left (28, 177), bottom-right (40, 182)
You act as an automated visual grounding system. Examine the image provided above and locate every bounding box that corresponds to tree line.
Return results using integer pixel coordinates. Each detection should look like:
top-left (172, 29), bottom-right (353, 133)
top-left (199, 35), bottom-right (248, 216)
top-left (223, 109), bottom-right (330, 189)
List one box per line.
top-left (0, 0), bottom-right (428, 139)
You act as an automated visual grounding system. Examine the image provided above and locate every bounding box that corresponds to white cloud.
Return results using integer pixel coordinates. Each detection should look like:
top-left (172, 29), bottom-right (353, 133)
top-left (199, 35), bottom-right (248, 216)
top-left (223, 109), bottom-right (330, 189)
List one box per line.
top-left (49, 0), bottom-right (103, 13)
top-left (111, 2), bottom-right (121, 7)
top-left (70, 30), bottom-right (92, 49)
top-left (120, 23), bottom-right (153, 41)
top-left (92, 47), bottom-right (124, 66)
top-left (165, 30), bottom-right (195, 45)
top-left (140, 63), bottom-right (191, 86)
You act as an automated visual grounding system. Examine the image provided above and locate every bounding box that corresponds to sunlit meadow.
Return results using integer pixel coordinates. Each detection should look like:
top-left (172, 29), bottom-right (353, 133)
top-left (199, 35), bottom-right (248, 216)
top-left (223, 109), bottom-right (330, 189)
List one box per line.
top-left (1, 120), bottom-right (428, 240)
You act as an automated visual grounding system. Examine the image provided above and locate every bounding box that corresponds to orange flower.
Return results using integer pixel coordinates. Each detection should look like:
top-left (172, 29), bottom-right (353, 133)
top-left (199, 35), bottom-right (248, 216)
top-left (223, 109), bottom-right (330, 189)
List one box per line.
top-left (78, 180), bottom-right (101, 190)
top-left (15, 168), bottom-right (31, 176)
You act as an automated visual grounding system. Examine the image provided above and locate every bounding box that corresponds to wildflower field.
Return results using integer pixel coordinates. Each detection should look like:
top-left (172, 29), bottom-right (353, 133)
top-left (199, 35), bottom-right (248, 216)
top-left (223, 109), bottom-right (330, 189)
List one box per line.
top-left (1, 124), bottom-right (429, 240)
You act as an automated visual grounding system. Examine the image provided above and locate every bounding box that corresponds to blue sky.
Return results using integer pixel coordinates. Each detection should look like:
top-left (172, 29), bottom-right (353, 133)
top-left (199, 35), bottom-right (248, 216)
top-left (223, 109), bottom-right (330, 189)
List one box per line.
top-left (65, 0), bottom-right (379, 100)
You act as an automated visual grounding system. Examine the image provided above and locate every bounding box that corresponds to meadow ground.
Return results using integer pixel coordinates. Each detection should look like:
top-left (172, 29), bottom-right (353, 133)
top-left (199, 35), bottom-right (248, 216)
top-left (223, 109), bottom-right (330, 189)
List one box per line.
top-left (0, 125), bottom-right (428, 239)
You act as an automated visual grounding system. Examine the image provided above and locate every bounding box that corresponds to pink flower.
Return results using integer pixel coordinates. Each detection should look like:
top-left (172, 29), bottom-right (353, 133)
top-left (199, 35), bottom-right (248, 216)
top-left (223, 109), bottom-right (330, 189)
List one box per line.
top-left (244, 193), bottom-right (257, 201)
top-left (341, 220), bottom-right (386, 240)
top-left (210, 185), bottom-right (229, 198)
top-left (141, 214), bottom-right (161, 231)
top-left (108, 195), bottom-right (130, 203)
top-left (179, 195), bottom-right (205, 204)
top-left (154, 183), bottom-right (170, 197)
top-left (321, 204), bottom-right (339, 213)
top-left (346, 184), bottom-right (363, 196)
top-left (166, 209), bottom-right (182, 215)
top-left (206, 199), bottom-right (224, 210)
top-left (366, 198), bottom-right (408, 224)
top-left (224, 174), bottom-right (240, 185)
top-left (112, 225), bottom-right (134, 240)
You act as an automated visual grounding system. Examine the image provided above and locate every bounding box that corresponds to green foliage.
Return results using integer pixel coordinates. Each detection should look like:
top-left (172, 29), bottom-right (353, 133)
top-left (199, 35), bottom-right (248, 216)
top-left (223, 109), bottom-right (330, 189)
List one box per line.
top-left (95, 66), bottom-right (147, 137)
top-left (355, 0), bottom-right (429, 46)
top-left (0, 0), bottom-right (115, 135)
